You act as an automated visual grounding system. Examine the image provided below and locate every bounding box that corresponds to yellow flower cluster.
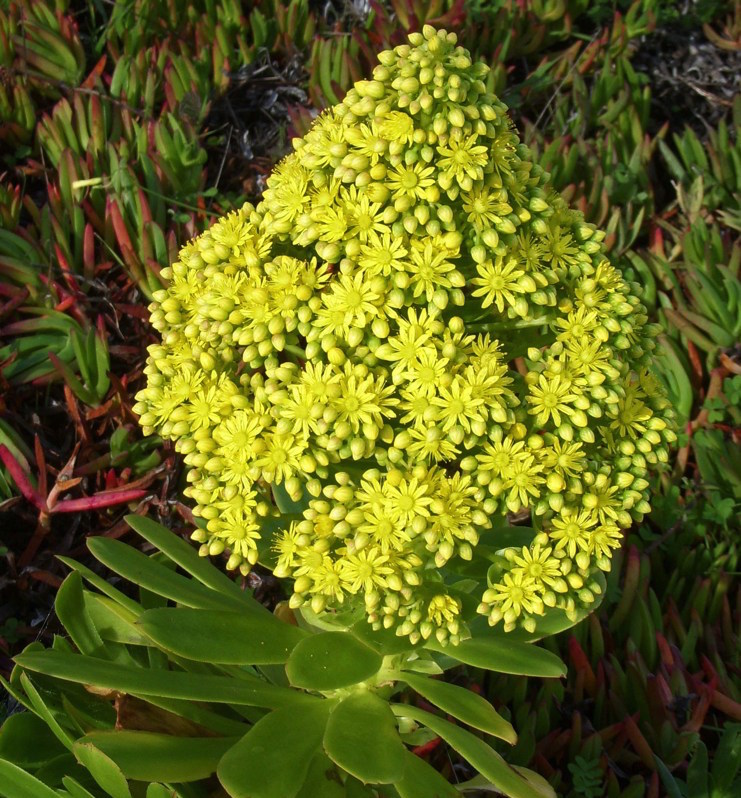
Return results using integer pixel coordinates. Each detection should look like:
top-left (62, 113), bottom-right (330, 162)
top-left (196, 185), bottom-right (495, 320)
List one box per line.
top-left (134, 27), bottom-right (675, 644)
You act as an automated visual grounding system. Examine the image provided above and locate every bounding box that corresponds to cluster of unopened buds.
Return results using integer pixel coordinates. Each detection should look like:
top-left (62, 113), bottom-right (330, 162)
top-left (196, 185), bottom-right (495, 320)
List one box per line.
top-left (134, 26), bottom-right (676, 645)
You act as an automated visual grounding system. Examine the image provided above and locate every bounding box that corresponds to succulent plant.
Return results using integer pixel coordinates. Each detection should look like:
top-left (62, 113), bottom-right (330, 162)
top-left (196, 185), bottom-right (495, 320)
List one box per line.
top-left (134, 27), bottom-right (676, 648)
top-left (1, 3), bottom-right (737, 796)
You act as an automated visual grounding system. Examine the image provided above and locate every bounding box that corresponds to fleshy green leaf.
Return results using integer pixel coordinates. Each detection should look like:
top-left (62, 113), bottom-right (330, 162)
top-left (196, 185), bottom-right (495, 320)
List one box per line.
top-left (295, 752), bottom-right (346, 798)
top-left (80, 731), bottom-right (236, 782)
top-left (392, 705), bottom-right (554, 798)
top-left (124, 514), bottom-right (261, 610)
top-left (40, 756), bottom-right (88, 792)
top-left (15, 650), bottom-right (315, 710)
top-left (17, 673), bottom-right (75, 750)
top-left (87, 537), bottom-right (243, 613)
top-left (345, 779), bottom-right (379, 797)
top-left (218, 702), bottom-right (332, 798)
top-left (60, 774), bottom-right (99, 798)
top-left (137, 607), bottom-right (306, 664)
top-left (428, 637), bottom-right (565, 678)
top-left (686, 741), bottom-right (708, 798)
top-left (394, 749), bottom-right (459, 798)
top-left (0, 759), bottom-right (61, 798)
top-left (0, 712), bottom-right (66, 767)
top-left (82, 594), bottom-right (148, 646)
top-left (401, 672), bottom-right (516, 743)
top-left (56, 557), bottom-right (142, 616)
top-left (72, 743), bottom-right (132, 798)
top-left (713, 723), bottom-right (741, 790)
top-left (323, 691), bottom-right (405, 784)
top-left (56, 573), bottom-right (107, 657)
top-left (286, 632), bottom-right (383, 691)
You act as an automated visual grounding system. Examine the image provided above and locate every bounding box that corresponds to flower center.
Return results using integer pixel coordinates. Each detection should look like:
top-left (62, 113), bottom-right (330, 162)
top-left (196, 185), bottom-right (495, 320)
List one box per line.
top-left (401, 170), bottom-right (418, 189)
top-left (345, 290), bottom-right (363, 309)
top-left (398, 495), bottom-right (415, 511)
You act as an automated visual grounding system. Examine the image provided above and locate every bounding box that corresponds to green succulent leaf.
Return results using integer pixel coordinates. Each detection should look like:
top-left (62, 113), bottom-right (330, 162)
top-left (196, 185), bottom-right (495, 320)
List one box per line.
top-left (124, 514), bottom-right (262, 610)
top-left (713, 724), bottom-right (741, 790)
top-left (60, 774), bottom-right (99, 798)
top-left (87, 537), bottom-right (246, 613)
top-left (428, 637), bottom-right (565, 678)
top-left (56, 557), bottom-right (142, 616)
top-left (392, 705), bottom-right (554, 798)
top-left (0, 712), bottom-right (66, 768)
top-left (286, 632), bottom-right (383, 691)
top-left (82, 593), bottom-right (148, 646)
top-left (15, 650), bottom-right (314, 710)
top-left (0, 759), bottom-right (62, 798)
top-left (72, 743), bottom-right (132, 798)
top-left (218, 702), bottom-right (332, 798)
top-left (394, 749), bottom-right (459, 798)
top-left (295, 752), bottom-right (346, 798)
top-left (79, 731), bottom-right (236, 783)
top-left (137, 607), bottom-right (306, 664)
top-left (56, 573), bottom-right (108, 657)
top-left (17, 673), bottom-right (75, 750)
top-left (323, 691), bottom-right (406, 784)
top-left (400, 671), bottom-right (516, 743)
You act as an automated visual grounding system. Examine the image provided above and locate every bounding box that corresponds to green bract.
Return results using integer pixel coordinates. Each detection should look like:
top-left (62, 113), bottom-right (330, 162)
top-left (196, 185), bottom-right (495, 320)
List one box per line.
top-left (133, 26), bottom-right (675, 643)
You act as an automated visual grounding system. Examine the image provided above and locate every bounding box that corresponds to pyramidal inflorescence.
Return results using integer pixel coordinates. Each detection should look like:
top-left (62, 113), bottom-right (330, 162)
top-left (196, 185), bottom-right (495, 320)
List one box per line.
top-left (134, 26), bottom-right (675, 645)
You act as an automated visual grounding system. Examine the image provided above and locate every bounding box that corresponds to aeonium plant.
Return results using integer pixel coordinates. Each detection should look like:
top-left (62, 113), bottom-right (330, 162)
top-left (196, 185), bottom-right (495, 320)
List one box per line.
top-left (134, 25), bottom-right (674, 642)
top-left (2, 26), bottom-right (675, 798)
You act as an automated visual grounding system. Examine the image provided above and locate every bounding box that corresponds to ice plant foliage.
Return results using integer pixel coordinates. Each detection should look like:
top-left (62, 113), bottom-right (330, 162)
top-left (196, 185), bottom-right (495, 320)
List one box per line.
top-left (134, 27), bottom-right (675, 645)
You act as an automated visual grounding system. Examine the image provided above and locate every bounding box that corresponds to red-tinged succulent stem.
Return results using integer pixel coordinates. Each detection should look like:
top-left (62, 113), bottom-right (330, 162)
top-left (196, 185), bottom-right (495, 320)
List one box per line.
top-left (33, 435), bottom-right (48, 499)
top-left (27, 569), bottom-right (64, 589)
top-left (412, 737), bottom-right (441, 757)
top-left (0, 444), bottom-right (44, 510)
top-left (0, 288), bottom-right (30, 322)
top-left (52, 487), bottom-right (148, 513)
top-left (710, 689), bottom-right (741, 721)
top-left (623, 714), bottom-right (656, 770)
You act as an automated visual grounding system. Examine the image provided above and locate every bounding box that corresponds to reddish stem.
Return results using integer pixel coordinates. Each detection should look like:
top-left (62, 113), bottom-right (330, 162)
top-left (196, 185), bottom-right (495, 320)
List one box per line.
top-left (0, 444), bottom-right (44, 510)
top-left (53, 487), bottom-right (148, 513)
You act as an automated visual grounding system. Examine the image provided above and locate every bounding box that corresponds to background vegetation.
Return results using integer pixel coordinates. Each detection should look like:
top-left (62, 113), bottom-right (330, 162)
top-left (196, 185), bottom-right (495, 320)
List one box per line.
top-left (0, 1), bottom-right (738, 795)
